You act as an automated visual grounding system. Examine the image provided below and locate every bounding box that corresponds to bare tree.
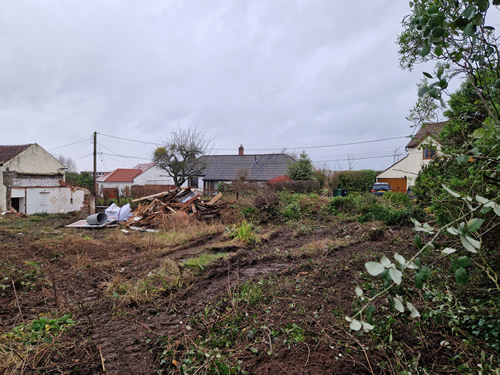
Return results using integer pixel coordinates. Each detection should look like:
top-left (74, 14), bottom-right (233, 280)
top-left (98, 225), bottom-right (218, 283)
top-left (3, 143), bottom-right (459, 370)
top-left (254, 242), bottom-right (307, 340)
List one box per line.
top-left (153, 126), bottom-right (214, 187)
top-left (57, 155), bottom-right (77, 172)
top-left (280, 148), bottom-right (299, 160)
top-left (347, 153), bottom-right (355, 171)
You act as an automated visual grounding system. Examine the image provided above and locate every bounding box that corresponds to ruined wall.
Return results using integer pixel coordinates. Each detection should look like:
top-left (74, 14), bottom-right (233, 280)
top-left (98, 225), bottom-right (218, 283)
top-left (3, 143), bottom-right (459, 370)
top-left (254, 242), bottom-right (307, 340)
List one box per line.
top-left (0, 144), bottom-right (65, 212)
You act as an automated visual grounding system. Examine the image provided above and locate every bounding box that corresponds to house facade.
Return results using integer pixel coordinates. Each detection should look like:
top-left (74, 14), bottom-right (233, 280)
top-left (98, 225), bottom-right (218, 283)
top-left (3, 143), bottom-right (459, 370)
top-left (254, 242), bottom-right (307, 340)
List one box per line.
top-left (97, 163), bottom-right (176, 198)
top-left (0, 144), bottom-right (86, 214)
top-left (190, 145), bottom-right (295, 195)
top-left (376, 122), bottom-right (447, 192)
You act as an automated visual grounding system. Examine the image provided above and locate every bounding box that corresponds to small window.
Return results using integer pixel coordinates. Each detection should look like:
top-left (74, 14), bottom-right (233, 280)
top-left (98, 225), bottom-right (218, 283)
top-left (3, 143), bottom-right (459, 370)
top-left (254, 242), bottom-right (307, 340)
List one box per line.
top-left (423, 147), bottom-right (436, 159)
top-left (188, 177), bottom-right (198, 188)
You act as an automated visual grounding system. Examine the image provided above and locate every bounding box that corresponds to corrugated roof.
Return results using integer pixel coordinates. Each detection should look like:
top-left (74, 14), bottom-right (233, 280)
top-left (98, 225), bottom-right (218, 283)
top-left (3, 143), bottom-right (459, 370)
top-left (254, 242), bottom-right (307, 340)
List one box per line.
top-left (100, 169), bottom-right (142, 183)
top-left (133, 162), bottom-right (155, 173)
top-left (407, 121), bottom-right (447, 148)
top-left (0, 144), bottom-right (33, 165)
top-left (195, 154), bottom-right (295, 181)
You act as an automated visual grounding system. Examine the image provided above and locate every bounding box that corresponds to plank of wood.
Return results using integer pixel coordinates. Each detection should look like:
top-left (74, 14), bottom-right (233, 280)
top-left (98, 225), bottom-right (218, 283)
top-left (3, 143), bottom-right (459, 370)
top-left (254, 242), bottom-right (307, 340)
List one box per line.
top-left (131, 189), bottom-right (178, 203)
top-left (166, 206), bottom-right (177, 214)
top-left (207, 192), bottom-right (223, 206)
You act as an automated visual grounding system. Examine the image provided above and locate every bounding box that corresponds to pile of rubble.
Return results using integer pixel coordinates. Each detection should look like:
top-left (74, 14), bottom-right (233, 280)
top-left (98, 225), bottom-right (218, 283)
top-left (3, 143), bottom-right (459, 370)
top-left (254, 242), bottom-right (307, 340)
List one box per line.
top-left (125, 188), bottom-right (232, 229)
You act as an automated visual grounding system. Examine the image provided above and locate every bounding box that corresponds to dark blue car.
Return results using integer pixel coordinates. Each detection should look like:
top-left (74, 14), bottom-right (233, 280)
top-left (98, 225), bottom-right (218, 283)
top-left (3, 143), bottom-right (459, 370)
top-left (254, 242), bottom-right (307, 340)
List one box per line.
top-left (371, 182), bottom-right (391, 196)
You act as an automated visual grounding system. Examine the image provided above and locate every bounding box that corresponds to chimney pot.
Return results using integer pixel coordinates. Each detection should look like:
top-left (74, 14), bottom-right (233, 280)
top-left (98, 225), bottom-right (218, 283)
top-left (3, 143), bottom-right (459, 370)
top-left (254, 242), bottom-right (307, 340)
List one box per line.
top-left (238, 144), bottom-right (244, 155)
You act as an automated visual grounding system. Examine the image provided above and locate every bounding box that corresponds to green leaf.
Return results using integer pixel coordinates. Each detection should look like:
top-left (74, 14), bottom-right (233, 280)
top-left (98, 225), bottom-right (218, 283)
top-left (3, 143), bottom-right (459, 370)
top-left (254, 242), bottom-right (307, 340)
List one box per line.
top-left (447, 227), bottom-right (459, 236)
top-left (494, 205), bottom-right (500, 216)
top-left (464, 23), bottom-right (476, 37)
top-left (250, 347), bottom-right (258, 354)
top-left (418, 85), bottom-right (429, 96)
top-left (407, 302), bottom-right (420, 318)
top-left (460, 235), bottom-right (478, 253)
top-left (393, 296), bottom-right (404, 312)
top-left (462, 6), bottom-right (476, 20)
top-left (455, 267), bottom-right (469, 285)
top-left (361, 321), bottom-right (374, 331)
top-left (449, 259), bottom-right (459, 273)
top-left (365, 262), bottom-right (385, 276)
top-left (420, 266), bottom-right (431, 279)
top-left (472, 128), bottom-right (486, 138)
top-left (442, 184), bottom-right (460, 197)
top-left (389, 268), bottom-right (402, 285)
top-left (428, 5), bottom-right (439, 14)
top-left (414, 234), bottom-right (423, 249)
top-left (415, 274), bottom-right (424, 289)
top-left (481, 206), bottom-right (492, 214)
top-left (355, 286), bottom-right (363, 297)
top-left (475, 195), bottom-right (489, 204)
top-left (421, 44), bottom-right (431, 57)
top-left (467, 218), bottom-right (484, 232)
top-left (349, 319), bottom-right (362, 331)
top-left (394, 253), bottom-right (406, 266)
top-left (442, 247), bottom-right (457, 255)
top-left (380, 256), bottom-right (392, 267)
top-left (457, 256), bottom-right (471, 268)
top-left (407, 261), bottom-right (418, 270)
top-left (423, 72), bottom-right (433, 78)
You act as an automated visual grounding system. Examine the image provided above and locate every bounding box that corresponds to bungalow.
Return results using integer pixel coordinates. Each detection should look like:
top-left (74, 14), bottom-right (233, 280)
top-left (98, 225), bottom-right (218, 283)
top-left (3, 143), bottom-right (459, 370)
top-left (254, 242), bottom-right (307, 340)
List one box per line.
top-left (0, 144), bottom-right (86, 214)
top-left (376, 121), bottom-right (447, 192)
top-left (189, 145), bottom-right (295, 195)
top-left (97, 163), bottom-right (176, 198)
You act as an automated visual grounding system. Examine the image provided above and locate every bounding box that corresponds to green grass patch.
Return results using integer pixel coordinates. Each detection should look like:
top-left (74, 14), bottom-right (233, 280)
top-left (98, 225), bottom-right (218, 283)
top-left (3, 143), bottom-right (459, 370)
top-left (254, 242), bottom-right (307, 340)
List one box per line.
top-left (182, 253), bottom-right (229, 269)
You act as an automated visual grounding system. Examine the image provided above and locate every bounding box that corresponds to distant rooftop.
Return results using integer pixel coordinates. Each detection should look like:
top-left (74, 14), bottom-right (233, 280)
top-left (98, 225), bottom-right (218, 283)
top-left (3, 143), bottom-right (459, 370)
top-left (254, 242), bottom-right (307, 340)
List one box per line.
top-left (407, 121), bottom-right (447, 148)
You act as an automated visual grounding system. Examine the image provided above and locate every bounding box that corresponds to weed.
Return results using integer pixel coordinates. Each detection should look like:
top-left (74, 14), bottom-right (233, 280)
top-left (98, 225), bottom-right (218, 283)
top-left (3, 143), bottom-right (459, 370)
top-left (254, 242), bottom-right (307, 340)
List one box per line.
top-left (228, 220), bottom-right (257, 243)
top-left (4, 314), bottom-right (75, 344)
top-left (282, 323), bottom-right (305, 346)
top-left (182, 253), bottom-right (229, 270)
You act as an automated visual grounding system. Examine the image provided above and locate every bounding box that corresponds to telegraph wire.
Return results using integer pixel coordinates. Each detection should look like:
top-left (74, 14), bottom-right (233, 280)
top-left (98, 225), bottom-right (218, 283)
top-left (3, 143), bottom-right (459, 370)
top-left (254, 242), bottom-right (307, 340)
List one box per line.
top-left (95, 132), bottom-right (409, 151)
top-left (219, 136), bottom-right (411, 151)
top-left (49, 135), bottom-right (93, 152)
top-left (97, 132), bottom-right (162, 146)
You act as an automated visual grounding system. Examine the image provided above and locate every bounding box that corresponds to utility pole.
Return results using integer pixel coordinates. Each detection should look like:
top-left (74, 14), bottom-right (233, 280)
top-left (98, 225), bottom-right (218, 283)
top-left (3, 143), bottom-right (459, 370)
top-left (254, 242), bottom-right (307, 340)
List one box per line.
top-left (93, 131), bottom-right (97, 197)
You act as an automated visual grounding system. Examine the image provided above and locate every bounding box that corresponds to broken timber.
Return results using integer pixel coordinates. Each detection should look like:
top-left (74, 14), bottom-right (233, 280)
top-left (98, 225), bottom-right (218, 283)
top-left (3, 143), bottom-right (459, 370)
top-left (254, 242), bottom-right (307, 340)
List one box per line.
top-left (126, 188), bottom-right (232, 229)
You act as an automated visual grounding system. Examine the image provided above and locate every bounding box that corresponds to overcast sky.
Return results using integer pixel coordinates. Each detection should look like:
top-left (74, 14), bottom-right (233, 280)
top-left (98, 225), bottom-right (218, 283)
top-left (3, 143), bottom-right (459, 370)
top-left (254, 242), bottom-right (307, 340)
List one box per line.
top-left (1, 1), bottom-right (455, 172)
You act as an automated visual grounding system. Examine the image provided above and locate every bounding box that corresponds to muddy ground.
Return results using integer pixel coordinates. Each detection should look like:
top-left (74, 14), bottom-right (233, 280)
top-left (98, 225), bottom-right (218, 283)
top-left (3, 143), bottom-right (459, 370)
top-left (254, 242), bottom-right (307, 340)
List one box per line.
top-left (0, 212), bottom-right (493, 374)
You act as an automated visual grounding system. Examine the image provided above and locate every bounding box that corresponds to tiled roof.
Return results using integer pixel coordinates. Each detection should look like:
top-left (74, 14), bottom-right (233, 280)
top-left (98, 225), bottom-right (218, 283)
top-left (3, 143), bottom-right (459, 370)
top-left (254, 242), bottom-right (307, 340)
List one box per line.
top-left (0, 144), bottom-right (33, 165)
top-left (194, 154), bottom-right (295, 181)
top-left (100, 169), bottom-right (142, 183)
top-left (407, 121), bottom-right (447, 148)
top-left (133, 163), bottom-right (155, 173)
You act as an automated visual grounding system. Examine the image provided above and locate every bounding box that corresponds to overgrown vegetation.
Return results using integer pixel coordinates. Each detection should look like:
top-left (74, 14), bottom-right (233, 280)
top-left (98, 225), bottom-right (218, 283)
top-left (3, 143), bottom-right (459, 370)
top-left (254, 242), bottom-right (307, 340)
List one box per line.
top-left (346, 4), bottom-right (500, 375)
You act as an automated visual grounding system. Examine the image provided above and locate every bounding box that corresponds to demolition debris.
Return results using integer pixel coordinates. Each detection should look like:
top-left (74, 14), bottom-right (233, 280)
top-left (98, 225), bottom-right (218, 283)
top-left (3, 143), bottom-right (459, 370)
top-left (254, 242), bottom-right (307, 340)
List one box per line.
top-left (126, 188), bottom-right (231, 229)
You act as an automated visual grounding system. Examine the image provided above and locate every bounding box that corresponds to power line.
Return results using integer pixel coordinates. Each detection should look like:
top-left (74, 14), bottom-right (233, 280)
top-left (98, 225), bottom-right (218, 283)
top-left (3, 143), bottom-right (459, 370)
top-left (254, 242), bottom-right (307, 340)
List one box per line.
top-left (95, 132), bottom-right (409, 151)
top-left (219, 136), bottom-right (411, 151)
top-left (314, 153), bottom-right (407, 163)
top-left (97, 132), bottom-right (161, 146)
top-left (49, 135), bottom-right (92, 151)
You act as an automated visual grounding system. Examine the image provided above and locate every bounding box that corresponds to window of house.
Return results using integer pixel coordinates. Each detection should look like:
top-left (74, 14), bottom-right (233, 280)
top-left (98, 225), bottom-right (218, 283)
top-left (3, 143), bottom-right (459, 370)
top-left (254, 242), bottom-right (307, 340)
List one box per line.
top-left (423, 147), bottom-right (436, 159)
top-left (188, 176), bottom-right (198, 188)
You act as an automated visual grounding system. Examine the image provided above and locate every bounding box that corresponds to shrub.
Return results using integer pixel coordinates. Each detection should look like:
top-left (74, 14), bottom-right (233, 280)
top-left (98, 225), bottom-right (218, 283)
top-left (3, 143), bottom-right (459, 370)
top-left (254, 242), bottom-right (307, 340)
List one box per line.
top-left (327, 196), bottom-right (356, 214)
top-left (281, 202), bottom-right (301, 220)
top-left (333, 170), bottom-right (377, 193)
top-left (382, 192), bottom-right (410, 206)
top-left (358, 204), bottom-right (425, 226)
top-left (268, 180), bottom-right (320, 194)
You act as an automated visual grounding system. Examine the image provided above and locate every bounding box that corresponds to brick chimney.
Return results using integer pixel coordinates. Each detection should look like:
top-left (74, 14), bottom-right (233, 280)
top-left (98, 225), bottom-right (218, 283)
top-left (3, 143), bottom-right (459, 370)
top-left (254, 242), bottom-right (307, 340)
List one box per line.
top-left (238, 144), bottom-right (244, 155)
